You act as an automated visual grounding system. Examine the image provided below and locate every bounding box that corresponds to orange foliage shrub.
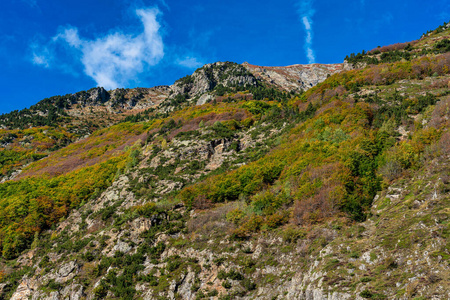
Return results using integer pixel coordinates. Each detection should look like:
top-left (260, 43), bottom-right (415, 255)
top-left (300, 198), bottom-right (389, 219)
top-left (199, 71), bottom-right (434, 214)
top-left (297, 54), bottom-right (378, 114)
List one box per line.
top-left (192, 195), bottom-right (213, 210)
top-left (265, 212), bottom-right (288, 229)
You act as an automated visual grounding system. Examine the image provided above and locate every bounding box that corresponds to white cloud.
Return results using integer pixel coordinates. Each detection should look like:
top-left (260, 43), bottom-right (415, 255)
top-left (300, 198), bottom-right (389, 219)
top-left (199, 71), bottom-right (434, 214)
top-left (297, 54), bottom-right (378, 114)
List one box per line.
top-left (53, 27), bottom-right (82, 48)
top-left (302, 16), bottom-right (312, 31)
top-left (306, 48), bottom-right (315, 64)
top-left (30, 42), bottom-right (50, 68)
top-left (176, 56), bottom-right (204, 69)
top-left (297, 0), bottom-right (316, 64)
top-left (79, 8), bottom-right (164, 89)
top-left (32, 7), bottom-right (164, 89)
top-left (31, 54), bottom-right (49, 67)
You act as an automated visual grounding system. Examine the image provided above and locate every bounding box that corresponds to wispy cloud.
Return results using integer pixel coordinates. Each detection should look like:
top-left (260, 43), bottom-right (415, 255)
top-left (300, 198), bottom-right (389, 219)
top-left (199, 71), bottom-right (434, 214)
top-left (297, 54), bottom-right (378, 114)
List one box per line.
top-left (31, 50), bottom-right (50, 68)
top-left (53, 27), bottom-right (82, 48)
top-left (29, 37), bottom-right (52, 68)
top-left (31, 7), bottom-right (164, 89)
top-left (297, 0), bottom-right (316, 64)
top-left (158, 0), bottom-right (170, 11)
top-left (169, 27), bottom-right (213, 70)
top-left (21, 0), bottom-right (38, 8)
top-left (176, 56), bottom-right (204, 69)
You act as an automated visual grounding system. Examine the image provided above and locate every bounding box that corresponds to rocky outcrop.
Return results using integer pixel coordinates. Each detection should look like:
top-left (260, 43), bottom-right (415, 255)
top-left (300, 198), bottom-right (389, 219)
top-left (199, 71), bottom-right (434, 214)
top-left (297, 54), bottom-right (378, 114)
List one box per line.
top-left (243, 62), bottom-right (343, 92)
top-left (57, 261), bottom-right (79, 282)
top-left (10, 277), bottom-right (36, 300)
top-left (168, 61), bottom-right (343, 105)
top-left (68, 86), bottom-right (170, 112)
top-left (71, 87), bottom-right (110, 106)
top-left (169, 62), bottom-right (258, 101)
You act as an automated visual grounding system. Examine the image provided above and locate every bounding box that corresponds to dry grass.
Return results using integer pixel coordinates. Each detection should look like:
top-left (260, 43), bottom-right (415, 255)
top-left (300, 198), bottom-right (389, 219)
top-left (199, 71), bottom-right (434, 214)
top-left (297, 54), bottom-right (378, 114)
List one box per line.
top-left (187, 202), bottom-right (239, 235)
top-left (430, 96), bottom-right (450, 129)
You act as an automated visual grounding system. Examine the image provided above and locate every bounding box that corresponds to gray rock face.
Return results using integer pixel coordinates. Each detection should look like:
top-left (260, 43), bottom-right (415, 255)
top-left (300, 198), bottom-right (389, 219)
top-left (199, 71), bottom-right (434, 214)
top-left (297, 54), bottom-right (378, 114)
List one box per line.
top-left (61, 283), bottom-right (85, 300)
top-left (169, 62), bottom-right (258, 101)
top-left (176, 271), bottom-right (196, 300)
top-left (113, 240), bottom-right (132, 254)
top-left (69, 86), bottom-right (170, 111)
top-left (10, 278), bottom-right (36, 300)
top-left (243, 62), bottom-right (344, 92)
top-left (72, 87), bottom-right (110, 106)
top-left (196, 94), bottom-right (213, 105)
top-left (58, 261), bottom-right (78, 279)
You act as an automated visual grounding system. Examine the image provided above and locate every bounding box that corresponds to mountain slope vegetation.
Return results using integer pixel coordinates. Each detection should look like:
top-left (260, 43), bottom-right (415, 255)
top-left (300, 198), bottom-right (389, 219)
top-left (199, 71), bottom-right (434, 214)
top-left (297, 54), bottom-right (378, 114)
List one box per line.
top-left (0, 23), bottom-right (449, 300)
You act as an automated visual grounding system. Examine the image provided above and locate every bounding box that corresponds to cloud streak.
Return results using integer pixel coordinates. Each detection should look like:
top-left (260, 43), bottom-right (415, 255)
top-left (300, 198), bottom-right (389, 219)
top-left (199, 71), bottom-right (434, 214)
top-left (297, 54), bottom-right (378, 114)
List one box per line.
top-left (297, 0), bottom-right (316, 64)
top-left (32, 8), bottom-right (164, 89)
top-left (176, 56), bottom-right (204, 69)
top-left (21, 0), bottom-right (38, 8)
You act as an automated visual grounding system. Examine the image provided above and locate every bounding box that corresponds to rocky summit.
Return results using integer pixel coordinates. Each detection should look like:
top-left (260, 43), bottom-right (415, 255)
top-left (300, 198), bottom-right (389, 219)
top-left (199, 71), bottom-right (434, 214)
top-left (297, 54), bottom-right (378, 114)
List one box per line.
top-left (0, 22), bottom-right (449, 300)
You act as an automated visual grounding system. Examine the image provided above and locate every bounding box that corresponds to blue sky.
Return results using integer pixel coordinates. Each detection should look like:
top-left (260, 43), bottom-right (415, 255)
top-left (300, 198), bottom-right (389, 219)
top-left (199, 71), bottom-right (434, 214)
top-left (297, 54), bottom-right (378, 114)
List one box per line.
top-left (0, 0), bottom-right (449, 114)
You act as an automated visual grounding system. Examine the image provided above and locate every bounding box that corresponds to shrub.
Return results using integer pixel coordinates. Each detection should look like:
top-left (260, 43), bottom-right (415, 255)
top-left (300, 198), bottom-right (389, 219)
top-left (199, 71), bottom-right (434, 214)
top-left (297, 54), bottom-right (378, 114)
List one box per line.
top-left (207, 289), bottom-right (218, 297)
top-left (292, 190), bottom-right (335, 225)
top-left (360, 277), bottom-right (373, 282)
top-left (93, 283), bottom-right (108, 299)
top-left (360, 290), bottom-right (373, 298)
top-left (226, 208), bottom-right (245, 225)
top-left (242, 278), bottom-right (256, 291)
top-left (232, 215), bottom-right (264, 239)
top-left (379, 159), bottom-right (403, 181)
top-left (39, 255), bottom-right (50, 268)
top-left (282, 226), bottom-right (306, 243)
top-left (251, 190), bottom-right (277, 215)
top-left (218, 269), bottom-right (244, 280)
top-left (166, 255), bottom-right (182, 272)
top-left (47, 279), bottom-right (62, 291)
top-left (192, 195), bottom-right (213, 210)
top-left (265, 213), bottom-right (287, 229)
top-left (135, 202), bottom-right (158, 217)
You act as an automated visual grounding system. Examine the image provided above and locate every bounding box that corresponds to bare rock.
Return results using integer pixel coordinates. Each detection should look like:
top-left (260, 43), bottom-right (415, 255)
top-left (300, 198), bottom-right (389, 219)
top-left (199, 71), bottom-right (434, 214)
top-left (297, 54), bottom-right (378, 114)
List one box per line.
top-left (243, 62), bottom-right (343, 92)
top-left (113, 240), bottom-right (132, 254)
top-left (61, 283), bottom-right (85, 300)
top-left (10, 277), bottom-right (37, 300)
top-left (196, 94), bottom-right (213, 105)
top-left (57, 261), bottom-right (79, 283)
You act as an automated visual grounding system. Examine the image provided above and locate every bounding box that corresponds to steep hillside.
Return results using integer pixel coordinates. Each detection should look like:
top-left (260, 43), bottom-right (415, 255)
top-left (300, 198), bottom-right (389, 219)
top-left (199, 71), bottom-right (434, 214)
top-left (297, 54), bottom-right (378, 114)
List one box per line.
top-left (0, 23), bottom-right (449, 300)
top-left (0, 62), bottom-right (334, 183)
